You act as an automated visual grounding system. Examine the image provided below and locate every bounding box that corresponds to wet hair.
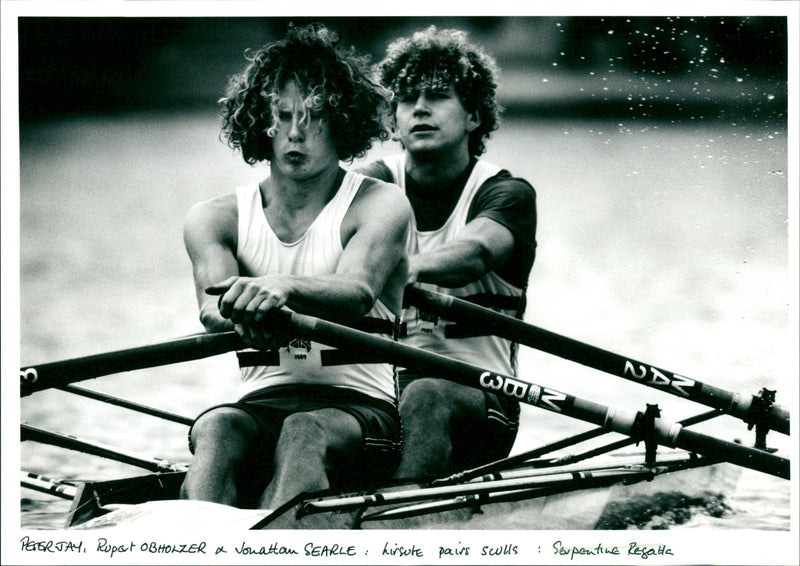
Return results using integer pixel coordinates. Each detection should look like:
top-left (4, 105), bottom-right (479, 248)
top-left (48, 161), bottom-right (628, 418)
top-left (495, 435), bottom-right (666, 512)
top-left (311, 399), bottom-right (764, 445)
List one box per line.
top-left (220, 23), bottom-right (392, 164)
top-left (376, 26), bottom-right (501, 157)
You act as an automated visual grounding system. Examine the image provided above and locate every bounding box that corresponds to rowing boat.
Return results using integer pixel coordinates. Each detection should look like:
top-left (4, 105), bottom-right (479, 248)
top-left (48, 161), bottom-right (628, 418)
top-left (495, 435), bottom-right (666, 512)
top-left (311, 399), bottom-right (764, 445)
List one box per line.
top-left (23, 429), bottom-right (742, 530)
top-left (19, 288), bottom-right (789, 530)
top-left (52, 451), bottom-right (740, 530)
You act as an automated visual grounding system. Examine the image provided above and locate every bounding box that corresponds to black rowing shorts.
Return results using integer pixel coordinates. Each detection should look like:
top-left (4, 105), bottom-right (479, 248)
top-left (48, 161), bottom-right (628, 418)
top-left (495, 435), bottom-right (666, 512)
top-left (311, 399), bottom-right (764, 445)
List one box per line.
top-left (399, 371), bottom-right (520, 471)
top-left (188, 384), bottom-right (402, 488)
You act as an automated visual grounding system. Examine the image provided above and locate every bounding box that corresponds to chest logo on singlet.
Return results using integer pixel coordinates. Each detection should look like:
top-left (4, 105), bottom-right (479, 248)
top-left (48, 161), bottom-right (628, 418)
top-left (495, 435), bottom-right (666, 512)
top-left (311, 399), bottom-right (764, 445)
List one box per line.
top-left (418, 310), bottom-right (439, 334)
top-left (288, 338), bottom-right (312, 356)
top-left (279, 338), bottom-right (322, 371)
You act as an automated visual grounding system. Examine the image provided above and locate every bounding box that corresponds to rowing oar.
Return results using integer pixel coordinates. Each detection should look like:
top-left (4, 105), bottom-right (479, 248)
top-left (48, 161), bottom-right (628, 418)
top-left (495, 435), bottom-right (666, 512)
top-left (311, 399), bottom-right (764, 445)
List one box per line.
top-left (432, 408), bottom-right (724, 486)
top-left (21, 423), bottom-right (188, 473)
top-left (297, 467), bottom-right (656, 518)
top-left (21, 332), bottom-right (244, 396)
top-left (405, 286), bottom-right (789, 437)
top-left (57, 384), bottom-right (193, 426)
top-left (21, 471), bottom-right (78, 500)
top-left (276, 310), bottom-right (789, 480)
top-left (20, 312), bottom-right (789, 479)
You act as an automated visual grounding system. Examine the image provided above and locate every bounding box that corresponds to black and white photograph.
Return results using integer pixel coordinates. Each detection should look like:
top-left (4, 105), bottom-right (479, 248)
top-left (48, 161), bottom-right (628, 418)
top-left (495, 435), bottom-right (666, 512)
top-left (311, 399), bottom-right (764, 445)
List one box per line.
top-left (2, 1), bottom-right (797, 565)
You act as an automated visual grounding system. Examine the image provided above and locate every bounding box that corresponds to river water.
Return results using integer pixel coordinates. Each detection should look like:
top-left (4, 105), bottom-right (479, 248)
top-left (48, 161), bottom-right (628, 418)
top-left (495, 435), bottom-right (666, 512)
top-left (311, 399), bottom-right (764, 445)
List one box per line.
top-left (14, 109), bottom-right (793, 534)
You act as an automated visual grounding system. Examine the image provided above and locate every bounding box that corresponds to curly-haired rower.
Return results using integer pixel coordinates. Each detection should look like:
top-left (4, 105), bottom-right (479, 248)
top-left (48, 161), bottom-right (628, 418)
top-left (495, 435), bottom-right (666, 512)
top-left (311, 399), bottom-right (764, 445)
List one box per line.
top-left (181, 23), bottom-right (411, 511)
top-left (221, 23), bottom-right (392, 164)
top-left (376, 25), bottom-right (501, 157)
top-left (358, 25), bottom-right (537, 480)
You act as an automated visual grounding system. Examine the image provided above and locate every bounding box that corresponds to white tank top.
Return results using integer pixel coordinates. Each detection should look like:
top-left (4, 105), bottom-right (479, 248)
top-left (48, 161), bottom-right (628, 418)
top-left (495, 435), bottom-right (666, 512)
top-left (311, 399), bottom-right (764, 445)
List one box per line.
top-left (382, 154), bottom-right (524, 376)
top-left (235, 171), bottom-right (397, 403)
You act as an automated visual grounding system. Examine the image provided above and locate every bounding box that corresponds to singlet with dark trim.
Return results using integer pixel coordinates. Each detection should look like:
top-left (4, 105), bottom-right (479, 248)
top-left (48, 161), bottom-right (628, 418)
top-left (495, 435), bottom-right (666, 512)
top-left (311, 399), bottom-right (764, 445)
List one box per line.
top-left (234, 170), bottom-right (399, 404)
top-left (377, 154), bottom-right (536, 377)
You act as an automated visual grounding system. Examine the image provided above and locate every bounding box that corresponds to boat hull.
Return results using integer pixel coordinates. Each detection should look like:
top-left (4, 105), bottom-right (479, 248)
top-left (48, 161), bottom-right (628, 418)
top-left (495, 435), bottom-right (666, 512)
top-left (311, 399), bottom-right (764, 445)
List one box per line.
top-left (69, 459), bottom-right (741, 530)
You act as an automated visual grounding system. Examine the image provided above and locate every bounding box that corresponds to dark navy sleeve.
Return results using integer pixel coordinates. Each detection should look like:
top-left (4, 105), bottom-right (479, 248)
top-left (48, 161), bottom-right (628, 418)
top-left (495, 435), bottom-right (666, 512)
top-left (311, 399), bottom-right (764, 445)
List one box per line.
top-left (465, 171), bottom-right (537, 288)
top-left (468, 171), bottom-right (537, 253)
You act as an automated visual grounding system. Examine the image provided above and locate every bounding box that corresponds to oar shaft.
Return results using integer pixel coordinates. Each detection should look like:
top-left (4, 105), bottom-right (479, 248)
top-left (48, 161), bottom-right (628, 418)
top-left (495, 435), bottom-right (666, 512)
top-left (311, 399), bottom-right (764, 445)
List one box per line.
top-left (304, 468), bottom-right (653, 513)
top-left (57, 384), bottom-right (193, 426)
top-left (359, 470), bottom-right (655, 523)
top-left (21, 471), bottom-right (78, 500)
top-left (446, 408), bottom-right (723, 484)
top-left (21, 332), bottom-right (243, 396)
top-left (21, 424), bottom-right (187, 473)
top-left (285, 311), bottom-right (789, 480)
top-left (406, 287), bottom-right (789, 436)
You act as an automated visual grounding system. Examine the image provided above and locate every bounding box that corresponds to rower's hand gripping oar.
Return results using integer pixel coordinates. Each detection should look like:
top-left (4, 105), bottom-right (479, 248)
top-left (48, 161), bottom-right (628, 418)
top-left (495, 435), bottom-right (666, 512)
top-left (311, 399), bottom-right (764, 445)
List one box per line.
top-left (278, 309), bottom-right (789, 481)
top-left (404, 286), bottom-right (790, 441)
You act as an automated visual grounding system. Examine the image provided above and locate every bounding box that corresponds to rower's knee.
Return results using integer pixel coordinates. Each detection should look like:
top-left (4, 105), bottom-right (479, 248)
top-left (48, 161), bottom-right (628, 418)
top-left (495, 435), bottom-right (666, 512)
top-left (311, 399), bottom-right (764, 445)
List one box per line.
top-left (400, 379), bottom-right (454, 424)
top-left (190, 408), bottom-right (257, 454)
top-left (275, 412), bottom-right (327, 458)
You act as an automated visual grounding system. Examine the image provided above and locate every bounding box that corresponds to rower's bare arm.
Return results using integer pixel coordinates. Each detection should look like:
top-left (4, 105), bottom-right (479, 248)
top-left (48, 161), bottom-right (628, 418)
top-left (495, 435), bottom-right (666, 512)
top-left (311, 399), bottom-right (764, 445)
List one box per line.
top-left (330, 179), bottom-right (411, 318)
top-left (183, 196), bottom-right (238, 332)
top-left (270, 179), bottom-right (410, 322)
top-left (209, 180), bottom-right (411, 327)
top-left (411, 216), bottom-right (515, 287)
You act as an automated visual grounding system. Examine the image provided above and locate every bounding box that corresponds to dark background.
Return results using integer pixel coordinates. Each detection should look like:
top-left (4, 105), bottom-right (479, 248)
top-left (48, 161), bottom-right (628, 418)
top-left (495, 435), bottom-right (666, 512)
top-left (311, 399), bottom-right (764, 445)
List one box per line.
top-left (17, 16), bottom-right (788, 122)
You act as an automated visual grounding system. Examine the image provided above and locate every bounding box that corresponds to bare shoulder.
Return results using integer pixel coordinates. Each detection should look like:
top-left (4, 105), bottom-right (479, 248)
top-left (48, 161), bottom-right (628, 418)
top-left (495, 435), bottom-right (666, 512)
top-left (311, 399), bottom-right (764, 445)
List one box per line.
top-left (353, 175), bottom-right (411, 219)
top-left (185, 194), bottom-right (237, 228)
top-left (183, 193), bottom-right (238, 246)
top-left (341, 175), bottom-right (410, 245)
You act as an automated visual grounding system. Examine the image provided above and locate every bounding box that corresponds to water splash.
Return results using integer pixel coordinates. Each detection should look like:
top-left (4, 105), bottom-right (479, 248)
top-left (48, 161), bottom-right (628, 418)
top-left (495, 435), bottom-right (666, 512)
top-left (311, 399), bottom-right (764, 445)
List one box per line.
top-left (596, 492), bottom-right (733, 530)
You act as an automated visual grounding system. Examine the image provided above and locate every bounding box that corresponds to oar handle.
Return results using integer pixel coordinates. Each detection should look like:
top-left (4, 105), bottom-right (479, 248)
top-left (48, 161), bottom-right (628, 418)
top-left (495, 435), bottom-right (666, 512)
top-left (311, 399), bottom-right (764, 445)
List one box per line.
top-left (405, 286), bottom-right (790, 436)
top-left (284, 310), bottom-right (790, 481)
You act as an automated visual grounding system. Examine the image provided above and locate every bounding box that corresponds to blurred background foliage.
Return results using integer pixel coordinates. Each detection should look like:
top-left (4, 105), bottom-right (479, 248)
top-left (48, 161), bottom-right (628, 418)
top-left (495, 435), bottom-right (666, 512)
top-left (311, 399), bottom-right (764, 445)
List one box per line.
top-left (18, 16), bottom-right (787, 121)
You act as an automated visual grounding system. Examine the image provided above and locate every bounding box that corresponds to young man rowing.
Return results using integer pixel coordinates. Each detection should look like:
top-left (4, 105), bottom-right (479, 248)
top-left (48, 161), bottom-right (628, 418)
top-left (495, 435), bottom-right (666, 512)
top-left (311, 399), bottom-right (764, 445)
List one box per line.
top-left (180, 24), bottom-right (411, 509)
top-left (360, 26), bottom-right (537, 478)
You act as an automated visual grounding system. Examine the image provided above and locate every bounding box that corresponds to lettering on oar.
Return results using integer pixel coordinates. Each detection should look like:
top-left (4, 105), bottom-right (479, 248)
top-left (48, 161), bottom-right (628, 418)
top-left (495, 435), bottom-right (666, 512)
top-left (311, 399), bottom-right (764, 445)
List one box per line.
top-left (20, 368), bottom-right (38, 386)
top-left (479, 372), bottom-right (535, 401)
top-left (540, 389), bottom-right (568, 412)
top-left (623, 361), bottom-right (695, 397)
top-left (478, 372), bottom-right (569, 412)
